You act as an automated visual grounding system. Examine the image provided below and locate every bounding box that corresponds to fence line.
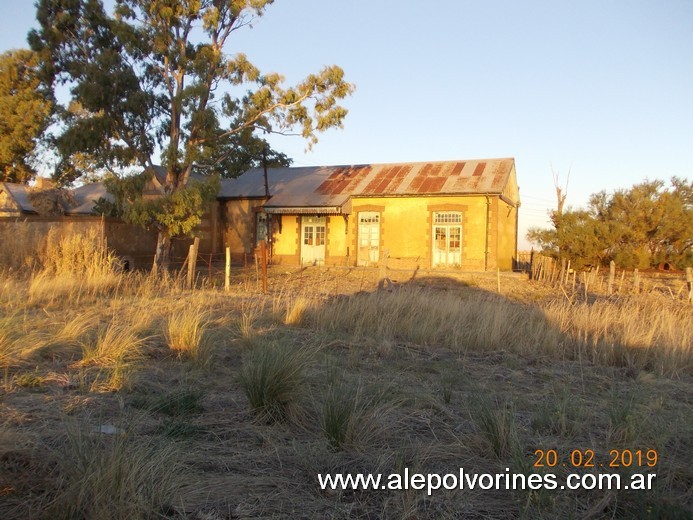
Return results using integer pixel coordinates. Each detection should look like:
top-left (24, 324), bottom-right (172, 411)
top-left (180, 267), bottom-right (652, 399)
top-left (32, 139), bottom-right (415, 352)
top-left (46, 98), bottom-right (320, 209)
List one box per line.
top-left (529, 254), bottom-right (691, 301)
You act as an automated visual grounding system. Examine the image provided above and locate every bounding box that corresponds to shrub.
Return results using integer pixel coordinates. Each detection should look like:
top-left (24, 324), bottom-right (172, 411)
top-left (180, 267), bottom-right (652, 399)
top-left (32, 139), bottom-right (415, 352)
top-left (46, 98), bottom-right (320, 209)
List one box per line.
top-left (238, 340), bottom-right (313, 422)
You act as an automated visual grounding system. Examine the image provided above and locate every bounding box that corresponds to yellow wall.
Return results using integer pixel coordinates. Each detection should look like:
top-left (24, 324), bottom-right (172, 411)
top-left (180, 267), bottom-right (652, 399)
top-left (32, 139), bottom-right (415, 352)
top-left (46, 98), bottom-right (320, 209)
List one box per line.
top-left (326, 215), bottom-right (347, 263)
top-left (222, 194), bottom-right (518, 270)
top-left (0, 189), bottom-right (20, 216)
top-left (497, 199), bottom-right (518, 270)
top-left (272, 215), bottom-right (299, 263)
top-left (350, 195), bottom-right (491, 270)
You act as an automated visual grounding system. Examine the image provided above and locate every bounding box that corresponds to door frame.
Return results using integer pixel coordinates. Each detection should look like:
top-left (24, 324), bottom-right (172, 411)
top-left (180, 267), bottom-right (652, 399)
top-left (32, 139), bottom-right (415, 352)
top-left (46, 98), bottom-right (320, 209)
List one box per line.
top-left (357, 211), bottom-right (381, 266)
top-left (431, 211), bottom-right (463, 267)
top-left (300, 215), bottom-right (326, 265)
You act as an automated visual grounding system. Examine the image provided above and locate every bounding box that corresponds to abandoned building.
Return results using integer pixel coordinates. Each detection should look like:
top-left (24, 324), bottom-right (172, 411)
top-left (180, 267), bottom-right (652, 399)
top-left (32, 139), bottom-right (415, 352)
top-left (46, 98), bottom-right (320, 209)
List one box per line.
top-left (220, 158), bottom-right (520, 270)
top-left (1, 158), bottom-right (520, 271)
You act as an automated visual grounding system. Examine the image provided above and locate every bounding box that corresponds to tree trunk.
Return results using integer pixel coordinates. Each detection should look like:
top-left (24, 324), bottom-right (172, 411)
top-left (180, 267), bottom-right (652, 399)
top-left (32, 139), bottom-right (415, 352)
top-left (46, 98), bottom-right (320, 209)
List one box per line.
top-left (152, 231), bottom-right (172, 275)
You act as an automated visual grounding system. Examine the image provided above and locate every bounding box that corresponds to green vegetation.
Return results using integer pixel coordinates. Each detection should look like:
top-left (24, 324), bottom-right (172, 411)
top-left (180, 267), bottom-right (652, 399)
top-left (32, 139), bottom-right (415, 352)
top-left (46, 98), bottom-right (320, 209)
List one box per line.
top-left (0, 49), bottom-right (52, 184)
top-left (528, 178), bottom-right (693, 269)
top-left (29, 0), bottom-right (353, 270)
top-left (239, 339), bottom-right (314, 422)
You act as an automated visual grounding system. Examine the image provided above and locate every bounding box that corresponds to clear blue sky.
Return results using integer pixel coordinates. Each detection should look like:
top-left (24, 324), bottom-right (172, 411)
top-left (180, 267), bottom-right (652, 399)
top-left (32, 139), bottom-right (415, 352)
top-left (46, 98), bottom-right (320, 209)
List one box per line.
top-left (2, 0), bottom-right (692, 248)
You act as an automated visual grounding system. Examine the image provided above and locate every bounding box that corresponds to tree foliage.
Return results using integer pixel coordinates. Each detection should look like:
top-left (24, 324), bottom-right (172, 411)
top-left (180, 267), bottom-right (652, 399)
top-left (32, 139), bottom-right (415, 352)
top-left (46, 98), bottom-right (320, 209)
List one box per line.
top-left (30, 0), bottom-right (353, 268)
top-left (0, 49), bottom-right (53, 183)
top-left (528, 178), bottom-right (693, 269)
top-left (96, 171), bottom-right (220, 238)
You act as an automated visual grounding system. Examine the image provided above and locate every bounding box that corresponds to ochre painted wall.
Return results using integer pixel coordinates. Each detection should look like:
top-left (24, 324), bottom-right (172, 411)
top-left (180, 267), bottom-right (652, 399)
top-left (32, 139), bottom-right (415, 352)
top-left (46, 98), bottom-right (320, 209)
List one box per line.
top-left (326, 215), bottom-right (348, 264)
top-left (0, 190), bottom-right (20, 216)
top-left (350, 195), bottom-right (491, 270)
top-left (272, 215), bottom-right (300, 264)
top-left (496, 199), bottom-right (518, 270)
top-left (222, 194), bottom-right (518, 270)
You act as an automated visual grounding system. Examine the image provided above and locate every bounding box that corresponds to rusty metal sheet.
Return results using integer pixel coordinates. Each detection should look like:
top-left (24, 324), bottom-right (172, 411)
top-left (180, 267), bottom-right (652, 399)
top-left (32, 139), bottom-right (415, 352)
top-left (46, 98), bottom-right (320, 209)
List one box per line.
top-left (450, 162), bottom-right (466, 176)
top-left (221, 158), bottom-right (517, 210)
top-left (472, 162), bottom-right (486, 177)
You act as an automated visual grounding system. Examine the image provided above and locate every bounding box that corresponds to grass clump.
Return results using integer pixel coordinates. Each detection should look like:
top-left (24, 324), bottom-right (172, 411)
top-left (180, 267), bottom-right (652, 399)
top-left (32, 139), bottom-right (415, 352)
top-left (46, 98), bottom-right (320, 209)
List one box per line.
top-left (42, 424), bottom-right (184, 520)
top-left (75, 319), bottom-right (147, 392)
top-left (165, 306), bottom-right (213, 365)
top-left (531, 386), bottom-right (584, 437)
top-left (469, 395), bottom-right (522, 460)
top-left (322, 378), bottom-right (389, 450)
top-left (239, 339), bottom-right (313, 422)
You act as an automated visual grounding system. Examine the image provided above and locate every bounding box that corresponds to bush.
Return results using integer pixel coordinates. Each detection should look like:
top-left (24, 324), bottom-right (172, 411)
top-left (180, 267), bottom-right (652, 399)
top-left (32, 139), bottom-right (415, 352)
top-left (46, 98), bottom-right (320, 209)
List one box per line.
top-left (238, 340), bottom-right (313, 422)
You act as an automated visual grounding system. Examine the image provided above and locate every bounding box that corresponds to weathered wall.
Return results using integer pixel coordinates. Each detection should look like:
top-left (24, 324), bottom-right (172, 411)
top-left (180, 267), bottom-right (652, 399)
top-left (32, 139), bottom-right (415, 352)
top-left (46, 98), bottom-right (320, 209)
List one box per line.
top-left (0, 217), bottom-right (104, 270)
top-left (220, 194), bottom-right (518, 270)
top-left (0, 216), bottom-right (220, 271)
top-left (326, 215), bottom-right (348, 265)
top-left (496, 199), bottom-right (518, 271)
top-left (271, 215), bottom-right (300, 264)
top-left (350, 195), bottom-right (491, 270)
top-left (222, 198), bottom-right (264, 261)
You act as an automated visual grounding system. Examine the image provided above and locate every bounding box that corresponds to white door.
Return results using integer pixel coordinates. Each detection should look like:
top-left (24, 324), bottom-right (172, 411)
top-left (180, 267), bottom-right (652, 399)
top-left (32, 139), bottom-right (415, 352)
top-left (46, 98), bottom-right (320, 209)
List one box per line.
top-left (301, 216), bottom-right (326, 265)
top-left (357, 212), bottom-right (380, 266)
top-left (432, 212), bottom-right (462, 267)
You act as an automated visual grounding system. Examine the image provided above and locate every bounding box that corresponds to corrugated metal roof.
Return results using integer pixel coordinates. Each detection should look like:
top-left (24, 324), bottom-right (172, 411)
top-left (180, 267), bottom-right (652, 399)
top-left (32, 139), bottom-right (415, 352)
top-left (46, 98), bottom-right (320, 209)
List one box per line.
top-left (68, 182), bottom-right (111, 214)
top-left (219, 158), bottom-right (518, 212)
top-left (1, 182), bottom-right (36, 213)
top-left (0, 181), bottom-right (111, 215)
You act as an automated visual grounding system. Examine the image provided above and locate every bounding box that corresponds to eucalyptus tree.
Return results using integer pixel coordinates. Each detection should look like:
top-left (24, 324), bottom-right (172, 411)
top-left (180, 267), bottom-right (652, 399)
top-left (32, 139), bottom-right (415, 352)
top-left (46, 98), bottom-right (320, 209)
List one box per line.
top-left (30, 0), bottom-right (353, 270)
top-left (0, 49), bottom-right (52, 183)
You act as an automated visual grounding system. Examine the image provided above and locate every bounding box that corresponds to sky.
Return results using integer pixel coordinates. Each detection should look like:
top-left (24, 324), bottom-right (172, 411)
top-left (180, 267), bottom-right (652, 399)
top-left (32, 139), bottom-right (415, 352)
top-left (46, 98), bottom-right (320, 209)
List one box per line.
top-left (1, 0), bottom-right (692, 249)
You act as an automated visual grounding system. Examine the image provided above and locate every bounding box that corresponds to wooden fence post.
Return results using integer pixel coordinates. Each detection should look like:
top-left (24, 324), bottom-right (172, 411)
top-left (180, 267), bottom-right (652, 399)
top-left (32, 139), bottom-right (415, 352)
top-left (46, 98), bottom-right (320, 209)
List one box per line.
top-left (529, 250), bottom-right (535, 280)
top-left (260, 240), bottom-right (268, 294)
top-left (608, 261), bottom-right (616, 295)
top-left (225, 246), bottom-right (230, 292)
top-left (686, 267), bottom-right (692, 302)
top-left (633, 268), bottom-right (640, 294)
top-left (187, 244), bottom-right (195, 290)
top-left (582, 271), bottom-right (588, 300)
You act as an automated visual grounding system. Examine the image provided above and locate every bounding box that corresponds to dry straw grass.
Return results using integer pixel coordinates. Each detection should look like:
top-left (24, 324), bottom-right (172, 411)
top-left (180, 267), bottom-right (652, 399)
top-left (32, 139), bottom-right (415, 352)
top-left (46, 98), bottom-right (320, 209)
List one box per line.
top-left (165, 305), bottom-right (214, 365)
top-left (239, 339), bottom-right (315, 422)
top-left (26, 229), bottom-right (122, 304)
top-left (41, 423), bottom-right (185, 520)
top-left (0, 243), bottom-right (691, 519)
top-left (301, 286), bottom-right (691, 376)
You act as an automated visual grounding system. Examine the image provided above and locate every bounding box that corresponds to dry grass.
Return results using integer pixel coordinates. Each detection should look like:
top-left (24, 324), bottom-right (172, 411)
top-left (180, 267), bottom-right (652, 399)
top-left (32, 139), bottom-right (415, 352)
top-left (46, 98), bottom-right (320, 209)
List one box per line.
top-left (0, 263), bottom-right (691, 519)
top-left (40, 422), bottom-right (185, 520)
top-left (165, 305), bottom-right (214, 365)
top-left (238, 338), bottom-right (315, 422)
top-left (302, 285), bottom-right (692, 377)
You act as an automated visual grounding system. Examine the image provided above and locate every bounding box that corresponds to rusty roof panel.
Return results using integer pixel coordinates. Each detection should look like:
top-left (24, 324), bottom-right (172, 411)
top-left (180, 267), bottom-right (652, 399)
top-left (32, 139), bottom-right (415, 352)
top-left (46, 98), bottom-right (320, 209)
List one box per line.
top-left (417, 176), bottom-right (446, 193)
top-left (220, 158), bottom-right (518, 210)
top-left (450, 162), bottom-right (465, 176)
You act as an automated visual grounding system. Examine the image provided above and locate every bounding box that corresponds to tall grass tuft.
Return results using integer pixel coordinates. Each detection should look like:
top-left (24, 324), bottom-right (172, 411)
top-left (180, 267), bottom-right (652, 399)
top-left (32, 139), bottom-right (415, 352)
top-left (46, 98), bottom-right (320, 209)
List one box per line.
top-left (322, 378), bottom-right (389, 450)
top-left (28, 229), bottom-right (122, 303)
top-left (238, 339), bottom-right (313, 422)
top-left (165, 306), bottom-right (213, 365)
top-left (43, 423), bottom-right (184, 519)
top-left (306, 286), bottom-right (692, 377)
top-left (469, 395), bottom-right (521, 460)
top-left (76, 318), bottom-right (147, 391)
